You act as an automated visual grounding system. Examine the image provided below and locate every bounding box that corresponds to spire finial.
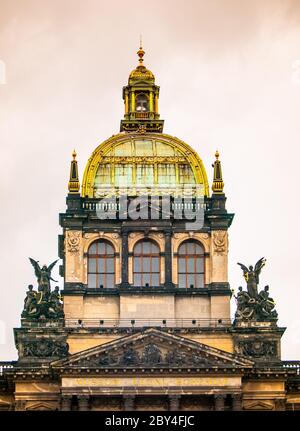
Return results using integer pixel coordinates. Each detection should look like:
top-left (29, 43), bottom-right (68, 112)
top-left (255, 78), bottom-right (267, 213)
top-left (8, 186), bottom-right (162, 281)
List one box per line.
top-left (137, 37), bottom-right (145, 66)
top-left (212, 150), bottom-right (224, 193)
top-left (68, 149), bottom-right (80, 194)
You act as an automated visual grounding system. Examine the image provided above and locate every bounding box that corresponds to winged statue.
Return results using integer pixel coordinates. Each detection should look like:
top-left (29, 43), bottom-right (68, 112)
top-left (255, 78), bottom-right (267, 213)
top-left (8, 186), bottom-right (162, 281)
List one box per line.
top-left (29, 258), bottom-right (58, 293)
top-left (237, 257), bottom-right (266, 298)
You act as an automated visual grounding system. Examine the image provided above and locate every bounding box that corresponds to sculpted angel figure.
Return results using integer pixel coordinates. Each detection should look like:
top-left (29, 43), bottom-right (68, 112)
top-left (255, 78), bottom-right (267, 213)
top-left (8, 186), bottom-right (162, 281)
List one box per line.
top-left (237, 257), bottom-right (266, 298)
top-left (29, 258), bottom-right (58, 293)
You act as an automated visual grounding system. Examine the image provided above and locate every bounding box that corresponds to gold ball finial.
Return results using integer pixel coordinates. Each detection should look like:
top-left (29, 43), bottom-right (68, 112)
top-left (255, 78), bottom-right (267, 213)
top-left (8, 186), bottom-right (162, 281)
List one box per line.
top-left (215, 150), bottom-right (219, 160)
top-left (72, 149), bottom-right (77, 160)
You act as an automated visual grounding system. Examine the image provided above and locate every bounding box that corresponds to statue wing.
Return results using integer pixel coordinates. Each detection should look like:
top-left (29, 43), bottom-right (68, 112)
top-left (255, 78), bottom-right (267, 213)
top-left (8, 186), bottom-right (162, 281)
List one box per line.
top-left (29, 258), bottom-right (41, 279)
top-left (237, 262), bottom-right (249, 278)
top-left (254, 257), bottom-right (266, 283)
top-left (47, 259), bottom-right (59, 275)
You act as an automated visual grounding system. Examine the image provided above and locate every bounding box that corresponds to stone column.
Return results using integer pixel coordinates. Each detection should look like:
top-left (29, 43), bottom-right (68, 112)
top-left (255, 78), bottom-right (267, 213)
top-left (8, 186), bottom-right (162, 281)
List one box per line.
top-left (275, 399), bottom-right (286, 411)
top-left (14, 400), bottom-right (26, 411)
top-left (78, 395), bottom-right (90, 411)
top-left (169, 395), bottom-right (180, 411)
top-left (214, 394), bottom-right (226, 411)
top-left (164, 231), bottom-right (174, 288)
top-left (232, 394), bottom-right (242, 411)
top-left (123, 395), bottom-right (135, 411)
top-left (121, 231), bottom-right (129, 287)
top-left (61, 395), bottom-right (72, 411)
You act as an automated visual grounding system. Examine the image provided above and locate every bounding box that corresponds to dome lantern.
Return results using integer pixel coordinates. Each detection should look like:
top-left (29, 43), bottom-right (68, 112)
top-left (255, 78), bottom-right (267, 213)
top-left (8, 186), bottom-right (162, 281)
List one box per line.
top-left (120, 45), bottom-right (164, 133)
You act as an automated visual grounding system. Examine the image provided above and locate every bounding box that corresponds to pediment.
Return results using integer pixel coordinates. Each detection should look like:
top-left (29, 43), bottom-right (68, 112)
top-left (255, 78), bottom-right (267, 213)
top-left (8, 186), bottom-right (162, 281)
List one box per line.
top-left (52, 328), bottom-right (254, 370)
top-left (244, 401), bottom-right (274, 410)
top-left (26, 402), bottom-right (54, 411)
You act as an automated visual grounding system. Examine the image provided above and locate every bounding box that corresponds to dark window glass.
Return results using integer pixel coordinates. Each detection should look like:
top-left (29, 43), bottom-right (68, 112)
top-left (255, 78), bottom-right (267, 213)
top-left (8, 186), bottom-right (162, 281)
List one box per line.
top-left (88, 241), bottom-right (115, 288)
top-left (133, 240), bottom-right (160, 287)
top-left (178, 241), bottom-right (205, 288)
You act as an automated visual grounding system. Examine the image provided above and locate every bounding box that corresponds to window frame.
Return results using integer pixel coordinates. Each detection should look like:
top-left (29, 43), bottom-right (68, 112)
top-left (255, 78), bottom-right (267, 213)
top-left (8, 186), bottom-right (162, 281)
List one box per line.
top-left (87, 240), bottom-right (116, 289)
top-left (133, 239), bottom-right (160, 287)
top-left (177, 240), bottom-right (205, 288)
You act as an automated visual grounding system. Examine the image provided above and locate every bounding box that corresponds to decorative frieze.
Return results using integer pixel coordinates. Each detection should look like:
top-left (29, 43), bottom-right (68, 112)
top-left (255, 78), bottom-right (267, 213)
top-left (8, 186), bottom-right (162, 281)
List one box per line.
top-left (22, 338), bottom-right (69, 358)
top-left (236, 339), bottom-right (277, 359)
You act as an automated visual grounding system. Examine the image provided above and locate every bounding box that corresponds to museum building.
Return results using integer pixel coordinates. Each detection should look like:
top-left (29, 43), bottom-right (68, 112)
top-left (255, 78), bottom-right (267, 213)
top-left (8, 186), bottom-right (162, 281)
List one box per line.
top-left (0, 46), bottom-right (300, 411)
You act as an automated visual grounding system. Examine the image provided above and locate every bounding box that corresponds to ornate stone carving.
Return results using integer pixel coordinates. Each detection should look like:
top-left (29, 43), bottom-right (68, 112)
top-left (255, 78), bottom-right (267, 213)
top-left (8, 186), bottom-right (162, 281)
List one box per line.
top-left (166, 349), bottom-right (207, 366)
top-left (22, 285), bottom-right (64, 320)
top-left (119, 348), bottom-right (140, 365)
top-left (23, 338), bottom-right (69, 358)
top-left (29, 258), bottom-right (58, 294)
top-left (173, 233), bottom-right (184, 239)
top-left (142, 343), bottom-right (162, 365)
top-left (66, 231), bottom-right (81, 253)
top-left (23, 256), bottom-right (64, 321)
top-left (238, 257), bottom-right (265, 298)
top-left (237, 339), bottom-right (277, 359)
top-left (212, 231), bottom-right (227, 255)
top-left (73, 342), bottom-right (239, 369)
top-left (235, 258), bottom-right (278, 322)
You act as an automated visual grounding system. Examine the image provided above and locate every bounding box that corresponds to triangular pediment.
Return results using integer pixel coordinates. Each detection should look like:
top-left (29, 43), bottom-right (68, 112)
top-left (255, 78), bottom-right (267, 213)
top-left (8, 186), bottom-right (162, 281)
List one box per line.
top-left (245, 401), bottom-right (274, 410)
top-left (52, 328), bottom-right (254, 370)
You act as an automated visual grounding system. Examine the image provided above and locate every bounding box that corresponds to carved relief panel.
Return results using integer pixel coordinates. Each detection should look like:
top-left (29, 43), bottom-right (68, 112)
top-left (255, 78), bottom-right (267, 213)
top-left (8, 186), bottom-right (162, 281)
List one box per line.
top-left (210, 230), bottom-right (228, 283)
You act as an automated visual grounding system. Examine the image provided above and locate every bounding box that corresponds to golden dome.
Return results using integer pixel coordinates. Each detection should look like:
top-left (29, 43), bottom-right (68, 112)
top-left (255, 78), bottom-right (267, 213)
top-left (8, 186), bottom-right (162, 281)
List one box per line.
top-left (128, 46), bottom-right (155, 83)
top-left (129, 66), bottom-right (155, 82)
top-left (82, 132), bottom-right (209, 198)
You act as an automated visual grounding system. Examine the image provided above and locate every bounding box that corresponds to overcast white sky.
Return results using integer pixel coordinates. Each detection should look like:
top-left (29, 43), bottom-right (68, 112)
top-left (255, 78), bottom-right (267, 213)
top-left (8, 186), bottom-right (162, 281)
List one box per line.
top-left (0, 0), bottom-right (300, 360)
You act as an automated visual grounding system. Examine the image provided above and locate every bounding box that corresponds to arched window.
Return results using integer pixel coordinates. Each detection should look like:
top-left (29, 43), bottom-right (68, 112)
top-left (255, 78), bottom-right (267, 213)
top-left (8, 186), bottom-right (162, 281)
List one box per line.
top-left (178, 241), bottom-right (204, 288)
top-left (136, 94), bottom-right (149, 112)
top-left (88, 241), bottom-right (115, 288)
top-left (133, 240), bottom-right (160, 286)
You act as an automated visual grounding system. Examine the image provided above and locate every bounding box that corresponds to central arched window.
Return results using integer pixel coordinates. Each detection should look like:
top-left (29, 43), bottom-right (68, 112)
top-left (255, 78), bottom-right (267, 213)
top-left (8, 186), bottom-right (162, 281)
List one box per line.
top-left (88, 241), bottom-right (115, 288)
top-left (178, 241), bottom-right (205, 288)
top-left (133, 240), bottom-right (160, 286)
